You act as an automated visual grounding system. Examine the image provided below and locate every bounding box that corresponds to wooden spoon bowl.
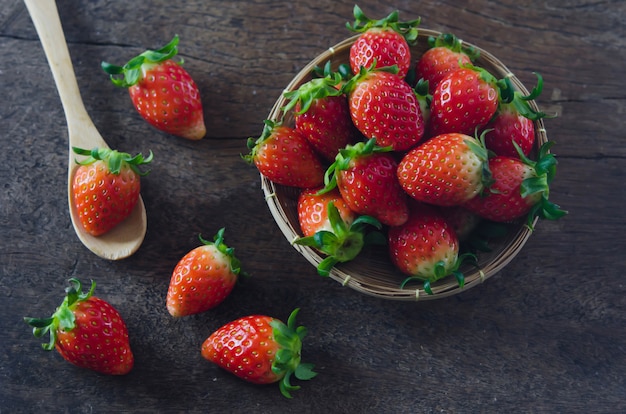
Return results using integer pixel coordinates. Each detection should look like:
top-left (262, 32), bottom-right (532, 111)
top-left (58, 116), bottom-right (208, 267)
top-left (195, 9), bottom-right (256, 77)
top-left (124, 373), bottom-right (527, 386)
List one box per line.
top-left (24, 0), bottom-right (147, 260)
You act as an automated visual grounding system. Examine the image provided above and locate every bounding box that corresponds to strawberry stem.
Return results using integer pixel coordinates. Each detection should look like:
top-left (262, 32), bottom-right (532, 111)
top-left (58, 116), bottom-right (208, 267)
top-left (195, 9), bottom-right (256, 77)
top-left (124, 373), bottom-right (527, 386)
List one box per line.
top-left (294, 202), bottom-right (383, 276)
top-left (269, 308), bottom-right (317, 398)
top-left (101, 35), bottom-right (181, 88)
top-left (24, 278), bottom-right (95, 351)
top-left (72, 147), bottom-right (153, 176)
top-left (346, 5), bottom-right (421, 44)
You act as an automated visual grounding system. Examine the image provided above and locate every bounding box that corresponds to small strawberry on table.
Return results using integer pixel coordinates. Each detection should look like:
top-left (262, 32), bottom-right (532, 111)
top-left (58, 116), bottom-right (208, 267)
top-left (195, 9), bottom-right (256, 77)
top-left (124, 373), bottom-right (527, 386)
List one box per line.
top-left (166, 228), bottom-right (244, 317)
top-left (201, 308), bottom-right (316, 398)
top-left (24, 278), bottom-right (134, 375)
top-left (101, 35), bottom-right (206, 140)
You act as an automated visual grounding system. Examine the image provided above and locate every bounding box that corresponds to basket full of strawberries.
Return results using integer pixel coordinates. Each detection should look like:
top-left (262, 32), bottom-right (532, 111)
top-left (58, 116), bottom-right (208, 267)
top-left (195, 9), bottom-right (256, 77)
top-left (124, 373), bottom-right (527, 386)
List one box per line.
top-left (246, 6), bottom-right (567, 300)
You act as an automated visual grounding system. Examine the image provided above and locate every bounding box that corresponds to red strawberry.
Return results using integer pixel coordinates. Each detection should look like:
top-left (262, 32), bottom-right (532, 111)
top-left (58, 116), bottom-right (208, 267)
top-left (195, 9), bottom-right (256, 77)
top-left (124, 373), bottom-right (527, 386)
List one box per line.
top-left (484, 103), bottom-right (535, 157)
top-left (166, 228), bottom-right (243, 317)
top-left (343, 67), bottom-right (425, 151)
top-left (397, 132), bottom-right (491, 206)
top-left (295, 187), bottom-right (383, 276)
top-left (415, 32), bottom-right (478, 94)
top-left (429, 66), bottom-right (500, 136)
top-left (282, 74), bottom-right (357, 161)
top-left (297, 187), bottom-right (356, 237)
top-left (323, 138), bottom-right (409, 226)
top-left (346, 5), bottom-right (420, 78)
top-left (483, 73), bottom-right (552, 157)
top-left (463, 141), bottom-right (568, 228)
top-left (24, 278), bottom-right (134, 375)
top-left (201, 308), bottom-right (316, 398)
top-left (101, 35), bottom-right (206, 140)
top-left (388, 204), bottom-right (471, 294)
top-left (245, 121), bottom-right (325, 188)
top-left (439, 205), bottom-right (482, 242)
top-left (71, 147), bottom-right (152, 236)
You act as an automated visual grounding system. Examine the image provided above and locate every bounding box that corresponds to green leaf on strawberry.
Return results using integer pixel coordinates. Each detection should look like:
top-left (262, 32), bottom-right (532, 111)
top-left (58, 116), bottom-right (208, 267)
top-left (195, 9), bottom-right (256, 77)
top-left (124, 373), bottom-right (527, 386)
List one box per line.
top-left (346, 5), bottom-right (421, 44)
top-left (294, 201), bottom-right (384, 276)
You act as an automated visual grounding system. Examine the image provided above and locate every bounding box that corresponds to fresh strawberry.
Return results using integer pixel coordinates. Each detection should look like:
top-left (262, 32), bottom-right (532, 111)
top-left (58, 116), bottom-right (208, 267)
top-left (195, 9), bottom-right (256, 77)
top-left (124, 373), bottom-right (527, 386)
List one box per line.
top-left (323, 138), bottom-right (409, 226)
top-left (397, 132), bottom-right (491, 206)
top-left (415, 32), bottom-right (478, 94)
top-left (346, 5), bottom-right (420, 78)
top-left (483, 73), bottom-right (552, 157)
top-left (297, 187), bottom-right (356, 237)
top-left (71, 146), bottom-right (152, 236)
top-left (166, 228), bottom-right (243, 317)
top-left (101, 35), bottom-right (206, 140)
top-left (282, 73), bottom-right (357, 161)
top-left (389, 204), bottom-right (473, 294)
top-left (343, 67), bottom-right (425, 151)
top-left (245, 120), bottom-right (325, 188)
top-left (429, 66), bottom-right (500, 136)
top-left (463, 141), bottom-right (568, 228)
top-left (24, 278), bottom-right (134, 375)
top-left (201, 308), bottom-right (316, 398)
top-left (439, 205), bottom-right (482, 242)
top-left (294, 187), bottom-right (384, 276)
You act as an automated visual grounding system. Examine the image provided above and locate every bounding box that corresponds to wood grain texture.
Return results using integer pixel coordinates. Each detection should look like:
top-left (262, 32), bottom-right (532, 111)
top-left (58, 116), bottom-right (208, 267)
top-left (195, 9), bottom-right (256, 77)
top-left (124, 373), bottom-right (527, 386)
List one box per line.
top-left (1, 0), bottom-right (624, 412)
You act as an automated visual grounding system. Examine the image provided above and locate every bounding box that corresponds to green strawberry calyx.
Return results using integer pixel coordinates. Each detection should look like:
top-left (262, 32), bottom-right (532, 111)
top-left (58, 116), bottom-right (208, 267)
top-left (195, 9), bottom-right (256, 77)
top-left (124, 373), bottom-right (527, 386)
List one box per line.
top-left (23, 278), bottom-right (96, 351)
top-left (73, 146), bottom-right (153, 176)
top-left (281, 72), bottom-right (344, 115)
top-left (426, 32), bottom-right (480, 61)
top-left (400, 253), bottom-right (478, 295)
top-left (243, 119), bottom-right (279, 164)
top-left (346, 5), bottom-right (421, 44)
top-left (269, 308), bottom-right (317, 398)
top-left (320, 138), bottom-right (393, 194)
top-left (101, 35), bottom-right (180, 88)
top-left (498, 72), bottom-right (556, 121)
top-left (294, 202), bottom-right (385, 276)
top-left (514, 141), bottom-right (568, 229)
top-left (198, 228), bottom-right (247, 279)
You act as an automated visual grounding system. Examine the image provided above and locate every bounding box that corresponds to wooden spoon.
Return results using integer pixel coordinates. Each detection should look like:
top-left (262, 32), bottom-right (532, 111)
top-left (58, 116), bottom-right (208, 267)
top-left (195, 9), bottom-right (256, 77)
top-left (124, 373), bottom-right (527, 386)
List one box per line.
top-left (24, 0), bottom-right (147, 260)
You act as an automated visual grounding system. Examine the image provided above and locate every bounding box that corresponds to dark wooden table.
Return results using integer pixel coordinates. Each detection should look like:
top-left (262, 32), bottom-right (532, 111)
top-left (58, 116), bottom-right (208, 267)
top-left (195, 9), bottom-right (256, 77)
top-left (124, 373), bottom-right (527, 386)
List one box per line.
top-left (2, 0), bottom-right (624, 412)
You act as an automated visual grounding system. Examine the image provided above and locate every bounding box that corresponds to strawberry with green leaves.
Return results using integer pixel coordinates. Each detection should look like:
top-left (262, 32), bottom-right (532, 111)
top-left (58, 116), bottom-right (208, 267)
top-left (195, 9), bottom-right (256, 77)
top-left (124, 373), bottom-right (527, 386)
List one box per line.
top-left (415, 32), bottom-right (479, 94)
top-left (429, 66), bottom-right (501, 137)
top-left (397, 132), bottom-right (492, 206)
top-left (282, 73), bottom-right (357, 162)
top-left (483, 73), bottom-right (552, 158)
top-left (101, 35), bottom-right (206, 140)
top-left (24, 278), bottom-right (134, 375)
top-left (343, 66), bottom-right (425, 151)
top-left (346, 5), bottom-right (420, 78)
top-left (201, 308), bottom-right (316, 398)
top-left (166, 228), bottom-right (244, 317)
top-left (323, 138), bottom-right (409, 227)
top-left (463, 141), bottom-right (567, 228)
top-left (245, 120), bottom-right (325, 188)
top-left (294, 187), bottom-right (384, 276)
top-left (71, 146), bottom-right (152, 236)
top-left (389, 204), bottom-right (474, 294)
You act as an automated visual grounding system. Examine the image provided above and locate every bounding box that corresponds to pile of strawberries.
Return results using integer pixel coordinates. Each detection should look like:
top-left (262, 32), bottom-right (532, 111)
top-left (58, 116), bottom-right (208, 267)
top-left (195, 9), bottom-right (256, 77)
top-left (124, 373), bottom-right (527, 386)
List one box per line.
top-left (246, 5), bottom-right (567, 293)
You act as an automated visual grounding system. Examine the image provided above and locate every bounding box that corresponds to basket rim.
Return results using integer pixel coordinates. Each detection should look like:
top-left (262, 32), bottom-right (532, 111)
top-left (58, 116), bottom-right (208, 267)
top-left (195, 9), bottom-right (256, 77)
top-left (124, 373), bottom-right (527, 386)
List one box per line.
top-left (261, 29), bottom-right (546, 301)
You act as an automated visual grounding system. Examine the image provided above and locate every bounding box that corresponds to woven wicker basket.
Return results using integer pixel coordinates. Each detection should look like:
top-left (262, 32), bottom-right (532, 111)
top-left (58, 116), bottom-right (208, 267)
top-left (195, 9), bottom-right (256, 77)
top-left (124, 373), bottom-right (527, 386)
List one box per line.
top-left (260, 29), bottom-right (547, 300)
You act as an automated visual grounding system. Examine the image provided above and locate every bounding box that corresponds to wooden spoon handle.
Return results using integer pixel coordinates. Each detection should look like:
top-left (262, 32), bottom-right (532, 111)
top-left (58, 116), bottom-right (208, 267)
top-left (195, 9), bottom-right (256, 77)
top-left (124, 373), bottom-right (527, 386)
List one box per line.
top-left (23, 0), bottom-right (107, 149)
